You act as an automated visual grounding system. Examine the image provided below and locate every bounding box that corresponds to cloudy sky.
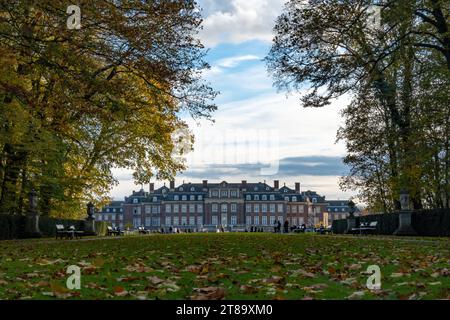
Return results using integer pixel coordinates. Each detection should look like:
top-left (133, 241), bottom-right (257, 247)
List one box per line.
top-left (110, 0), bottom-right (355, 201)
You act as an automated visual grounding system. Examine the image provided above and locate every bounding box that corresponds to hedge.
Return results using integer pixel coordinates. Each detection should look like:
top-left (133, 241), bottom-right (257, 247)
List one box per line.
top-left (332, 209), bottom-right (450, 236)
top-left (0, 214), bottom-right (111, 240)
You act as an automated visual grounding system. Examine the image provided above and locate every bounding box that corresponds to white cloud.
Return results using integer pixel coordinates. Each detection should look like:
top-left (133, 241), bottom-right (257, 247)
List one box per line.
top-left (199, 0), bottom-right (286, 47)
top-left (216, 54), bottom-right (260, 68)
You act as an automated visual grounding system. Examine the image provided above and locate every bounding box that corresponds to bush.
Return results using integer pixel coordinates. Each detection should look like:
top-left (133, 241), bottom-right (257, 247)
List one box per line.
top-left (0, 214), bottom-right (26, 240)
top-left (38, 216), bottom-right (85, 237)
top-left (332, 209), bottom-right (450, 236)
top-left (95, 221), bottom-right (109, 236)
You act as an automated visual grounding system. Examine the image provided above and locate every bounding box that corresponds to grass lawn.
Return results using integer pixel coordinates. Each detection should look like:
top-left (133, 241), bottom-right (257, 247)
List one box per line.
top-left (0, 233), bottom-right (448, 300)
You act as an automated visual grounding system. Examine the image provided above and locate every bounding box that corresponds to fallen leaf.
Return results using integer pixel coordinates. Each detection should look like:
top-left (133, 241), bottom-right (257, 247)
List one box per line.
top-left (190, 287), bottom-right (225, 300)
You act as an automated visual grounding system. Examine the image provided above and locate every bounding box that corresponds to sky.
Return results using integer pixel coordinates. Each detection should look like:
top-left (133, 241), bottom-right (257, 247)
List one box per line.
top-left (110, 0), bottom-right (355, 201)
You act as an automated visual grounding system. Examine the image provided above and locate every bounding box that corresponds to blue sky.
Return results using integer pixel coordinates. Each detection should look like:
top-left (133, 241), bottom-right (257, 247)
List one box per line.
top-left (110, 0), bottom-right (355, 201)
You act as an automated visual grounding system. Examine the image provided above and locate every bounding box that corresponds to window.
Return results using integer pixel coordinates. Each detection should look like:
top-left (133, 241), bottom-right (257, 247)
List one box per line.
top-left (182, 195), bottom-right (187, 201)
top-left (119, 214), bottom-right (123, 221)
top-left (152, 217), bottom-right (160, 226)
top-left (277, 204), bottom-right (283, 213)
top-left (198, 195), bottom-right (203, 201)
top-left (341, 208), bottom-right (345, 212)
top-left (292, 196), bottom-right (297, 202)
top-left (145, 206), bottom-right (151, 214)
top-left (197, 204), bottom-right (203, 213)
top-left (119, 223), bottom-right (123, 229)
top-left (112, 214), bottom-right (116, 221)
top-left (284, 196), bottom-right (289, 201)
top-left (278, 216), bottom-right (283, 223)
top-left (231, 203), bottom-right (237, 212)
top-left (270, 195), bottom-right (275, 201)
top-left (189, 204), bottom-right (195, 213)
top-left (246, 216), bottom-right (252, 225)
top-left (292, 205), bottom-right (298, 213)
top-left (181, 204), bottom-right (187, 213)
top-left (262, 204), bottom-right (267, 212)
top-left (246, 204), bottom-right (252, 213)
top-left (231, 216), bottom-right (237, 225)
top-left (212, 203), bottom-right (218, 212)
top-left (254, 204), bottom-right (260, 212)
top-left (181, 216), bottom-right (187, 225)
top-left (254, 216), bottom-right (259, 225)
top-left (312, 197), bottom-right (317, 203)
top-left (221, 204), bottom-right (227, 212)
top-left (165, 217), bottom-right (171, 226)
top-left (212, 190), bottom-right (219, 197)
top-left (246, 195), bottom-right (251, 200)
top-left (173, 204), bottom-right (179, 213)
top-left (189, 217), bottom-right (195, 226)
top-left (292, 217), bottom-right (298, 226)
top-left (133, 198), bottom-right (138, 204)
top-left (179, 187), bottom-right (183, 191)
top-left (270, 204), bottom-right (275, 213)
top-left (133, 217), bottom-right (141, 228)
top-left (152, 206), bottom-right (158, 214)
top-left (315, 207), bottom-right (321, 214)
top-left (173, 217), bottom-right (179, 225)
top-left (190, 187), bottom-right (195, 192)
top-left (174, 195), bottom-right (179, 201)
top-left (314, 217), bottom-right (319, 225)
top-left (152, 197), bottom-right (157, 202)
top-left (165, 204), bottom-right (171, 213)
top-left (287, 206), bottom-right (291, 213)
top-left (97, 215), bottom-right (102, 221)
top-left (262, 216), bottom-right (267, 225)
top-left (262, 195), bottom-right (267, 201)
top-left (145, 217), bottom-right (151, 227)
top-left (254, 195), bottom-right (260, 201)
top-left (133, 207), bottom-right (141, 215)
top-left (190, 195), bottom-right (195, 201)
top-left (221, 190), bottom-right (228, 197)
top-left (299, 206), bottom-right (304, 213)
top-left (197, 216), bottom-right (203, 226)
top-left (231, 190), bottom-right (237, 197)
top-left (270, 216), bottom-right (275, 225)
top-left (212, 215), bottom-right (218, 225)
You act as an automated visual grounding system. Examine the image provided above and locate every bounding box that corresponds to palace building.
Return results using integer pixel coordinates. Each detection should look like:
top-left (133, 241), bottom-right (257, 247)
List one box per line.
top-left (96, 180), bottom-right (333, 231)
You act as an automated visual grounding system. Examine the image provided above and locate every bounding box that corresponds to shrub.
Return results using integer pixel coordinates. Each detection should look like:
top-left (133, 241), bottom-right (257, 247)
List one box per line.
top-left (95, 221), bottom-right (109, 236)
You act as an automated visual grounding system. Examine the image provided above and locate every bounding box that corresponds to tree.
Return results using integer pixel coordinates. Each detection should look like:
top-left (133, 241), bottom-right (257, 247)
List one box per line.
top-left (0, 0), bottom-right (216, 217)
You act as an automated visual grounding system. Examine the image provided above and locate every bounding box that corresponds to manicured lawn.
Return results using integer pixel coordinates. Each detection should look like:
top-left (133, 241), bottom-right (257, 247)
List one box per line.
top-left (0, 233), bottom-right (448, 300)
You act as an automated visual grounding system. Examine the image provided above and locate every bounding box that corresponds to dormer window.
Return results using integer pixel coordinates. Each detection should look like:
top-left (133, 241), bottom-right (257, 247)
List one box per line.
top-left (266, 187), bottom-right (269, 191)
top-left (182, 195), bottom-right (187, 201)
top-left (133, 198), bottom-right (138, 204)
top-left (312, 198), bottom-right (317, 203)
top-left (152, 197), bottom-right (157, 202)
top-left (270, 195), bottom-right (275, 201)
top-left (190, 195), bottom-right (195, 201)
top-left (284, 196), bottom-right (289, 201)
top-left (179, 187), bottom-right (183, 191)
top-left (292, 196), bottom-right (297, 202)
top-left (246, 195), bottom-right (251, 200)
top-left (254, 195), bottom-right (260, 201)
top-left (190, 187), bottom-right (195, 192)
top-left (174, 195), bottom-right (179, 201)
top-left (262, 195), bottom-right (267, 201)
top-left (284, 189), bottom-right (288, 193)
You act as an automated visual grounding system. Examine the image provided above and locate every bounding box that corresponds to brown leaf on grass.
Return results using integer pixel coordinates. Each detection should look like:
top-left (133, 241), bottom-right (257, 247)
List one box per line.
top-left (264, 276), bottom-right (284, 284)
top-left (117, 276), bottom-right (140, 282)
top-left (347, 291), bottom-right (365, 300)
top-left (348, 263), bottom-right (362, 271)
top-left (190, 287), bottom-right (225, 300)
top-left (147, 276), bottom-right (165, 285)
top-left (113, 286), bottom-right (128, 297)
top-left (292, 269), bottom-right (315, 278)
top-left (240, 285), bottom-right (258, 294)
top-left (93, 257), bottom-right (105, 268)
top-left (0, 279), bottom-right (8, 285)
top-left (50, 281), bottom-right (75, 299)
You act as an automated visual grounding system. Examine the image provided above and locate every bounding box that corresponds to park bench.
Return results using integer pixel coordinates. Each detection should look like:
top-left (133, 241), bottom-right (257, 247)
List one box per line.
top-left (68, 225), bottom-right (85, 239)
top-left (351, 221), bottom-right (378, 235)
top-left (137, 226), bottom-right (150, 234)
top-left (107, 226), bottom-right (123, 236)
top-left (55, 224), bottom-right (69, 239)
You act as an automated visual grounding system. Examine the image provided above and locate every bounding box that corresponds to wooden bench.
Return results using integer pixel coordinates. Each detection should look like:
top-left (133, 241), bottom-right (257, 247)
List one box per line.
top-left (55, 224), bottom-right (68, 239)
top-left (68, 225), bottom-right (85, 239)
top-left (137, 226), bottom-right (149, 234)
top-left (107, 226), bottom-right (122, 236)
top-left (352, 221), bottom-right (378, 235)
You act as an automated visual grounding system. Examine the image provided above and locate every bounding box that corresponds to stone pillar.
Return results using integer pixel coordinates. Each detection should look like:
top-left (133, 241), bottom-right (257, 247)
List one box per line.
top-left (84, 202), bottom-right (96, 236)
top-left (344, 200), bottom-right (356, 234)
top-left (25, 189), bottom-right (42, 238)
top-left (393, 190), bottom-right (417, 236)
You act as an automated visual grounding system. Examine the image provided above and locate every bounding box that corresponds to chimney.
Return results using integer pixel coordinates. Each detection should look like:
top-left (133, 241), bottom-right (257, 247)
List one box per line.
top-left (170, 180), bottom-right (175, 191)
top-left (241, 180), bottom-right (247, 191)
top-left (149, 183), bottom-right (155, 193)
top-left (295, 182), bottom-right (300, 192)
top-left (202, 180), bottom-right (208, 189)
top-left (274, 180), bottom-right (279, 190)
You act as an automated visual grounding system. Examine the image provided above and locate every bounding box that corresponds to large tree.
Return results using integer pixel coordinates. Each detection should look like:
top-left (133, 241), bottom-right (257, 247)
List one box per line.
top-left (0, 0), bottom-right (216, 217)
top-left (266, 0), bottom-right (449, 211)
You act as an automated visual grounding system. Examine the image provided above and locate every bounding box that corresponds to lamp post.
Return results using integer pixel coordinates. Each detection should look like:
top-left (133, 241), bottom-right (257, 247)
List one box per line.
top-left (394, 190), bottom-right (417, 236)
top-left (84, 202), bottom-right (97, 236)
top-left (345, 200), bottom-right (357, 234)
top-left (25, 188), bottom-right (41, 237)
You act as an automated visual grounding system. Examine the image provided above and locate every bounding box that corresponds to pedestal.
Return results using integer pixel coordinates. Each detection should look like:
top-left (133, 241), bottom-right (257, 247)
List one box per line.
top-left (25, 214), bottom-right (42, 238)
top-left (393, 211), bottom-right (416, 236)
top-left (84, 217), bottom-right (96, 236)
top-left (345, 217), bottom-right (356, 234)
